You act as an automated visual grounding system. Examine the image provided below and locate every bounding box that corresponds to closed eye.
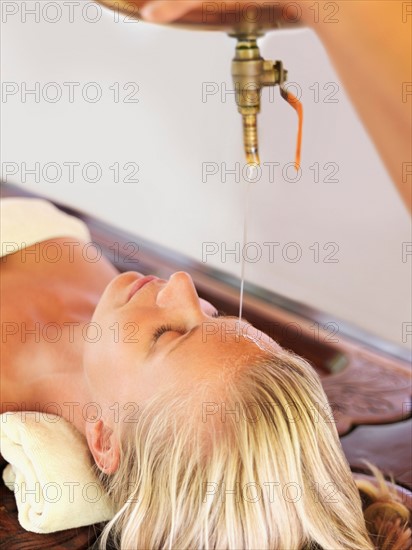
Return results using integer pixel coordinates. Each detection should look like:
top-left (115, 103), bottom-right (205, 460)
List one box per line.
top-left (152, 324), bottom-right (184, 342)
top-left (152, 310), bottom-right (227, 342)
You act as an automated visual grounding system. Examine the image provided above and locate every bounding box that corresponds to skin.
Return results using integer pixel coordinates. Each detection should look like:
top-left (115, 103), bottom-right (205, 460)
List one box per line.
top-left (0, 237), bottom-right (279, 473)
top-left (140, 0), bottom-right (412, 213)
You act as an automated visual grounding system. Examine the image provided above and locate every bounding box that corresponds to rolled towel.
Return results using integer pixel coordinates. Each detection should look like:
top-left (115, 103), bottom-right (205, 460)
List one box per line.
top-left (0, 411), bottom-right (114, 533)
top-left (0, 197), bottom-right (92, 258)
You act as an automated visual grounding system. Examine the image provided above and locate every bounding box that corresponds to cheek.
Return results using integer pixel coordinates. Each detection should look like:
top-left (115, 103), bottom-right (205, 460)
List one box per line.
top-left (83, 336), bottom-right (108, 392)
top-left (82, 319), bottom-right (121, 400)
top-left (83, 312), bottom-right (146, 398)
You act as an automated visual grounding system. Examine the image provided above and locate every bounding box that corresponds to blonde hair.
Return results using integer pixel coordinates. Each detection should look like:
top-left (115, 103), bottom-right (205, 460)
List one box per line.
top-left (356, 464), bottom-right (411, 550)
top-left (96, 348), bottom-right (410, 549)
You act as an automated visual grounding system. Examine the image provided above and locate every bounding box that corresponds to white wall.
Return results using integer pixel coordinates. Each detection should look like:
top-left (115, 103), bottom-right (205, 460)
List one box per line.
top-left (1, 2), bottom-right (410, 351)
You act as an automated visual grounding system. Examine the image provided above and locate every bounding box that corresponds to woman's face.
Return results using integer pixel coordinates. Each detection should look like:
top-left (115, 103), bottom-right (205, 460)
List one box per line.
top-left (83, 271), bottom-right (279, 419)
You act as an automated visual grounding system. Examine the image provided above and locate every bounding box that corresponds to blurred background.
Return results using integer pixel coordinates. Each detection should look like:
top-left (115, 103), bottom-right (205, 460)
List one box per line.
top-left (1, 1), bottom-right (410, 351)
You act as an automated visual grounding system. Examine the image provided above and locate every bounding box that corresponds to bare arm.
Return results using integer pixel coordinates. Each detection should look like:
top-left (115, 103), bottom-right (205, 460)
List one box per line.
top-left (141, 0), bottom-right (412, 213)
top-left (309, 1), bottom-right (411, 213)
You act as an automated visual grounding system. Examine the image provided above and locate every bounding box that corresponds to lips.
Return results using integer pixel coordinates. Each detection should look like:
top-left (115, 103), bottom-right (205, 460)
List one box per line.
top-left (127, 275), bottom-right (158, 302)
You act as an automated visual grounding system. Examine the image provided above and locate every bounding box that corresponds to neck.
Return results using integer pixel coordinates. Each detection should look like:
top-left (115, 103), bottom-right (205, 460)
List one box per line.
top-left (24, 321), bottom-right (95, 437)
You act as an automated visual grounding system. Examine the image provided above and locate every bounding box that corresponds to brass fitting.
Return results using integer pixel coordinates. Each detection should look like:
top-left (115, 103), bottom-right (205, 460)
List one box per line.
top-left (231, 37), bottom-right (287, 165)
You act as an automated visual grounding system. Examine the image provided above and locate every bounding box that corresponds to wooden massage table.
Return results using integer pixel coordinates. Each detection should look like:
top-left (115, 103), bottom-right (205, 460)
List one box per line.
top-left (1, 182), bottom-right (411, 549)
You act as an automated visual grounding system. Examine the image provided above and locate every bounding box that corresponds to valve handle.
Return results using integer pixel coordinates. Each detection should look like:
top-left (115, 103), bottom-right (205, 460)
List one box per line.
top-left (280, 86), bottom-right (303, 171)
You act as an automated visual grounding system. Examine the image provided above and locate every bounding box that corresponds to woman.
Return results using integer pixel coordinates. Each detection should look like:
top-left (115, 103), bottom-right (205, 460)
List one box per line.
top-left (1, 197), bottom-right (410, 549)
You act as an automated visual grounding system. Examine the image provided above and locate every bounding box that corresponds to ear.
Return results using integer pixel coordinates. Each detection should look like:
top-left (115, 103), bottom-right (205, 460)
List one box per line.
top-left (85, 419), bottom-right (120, 474)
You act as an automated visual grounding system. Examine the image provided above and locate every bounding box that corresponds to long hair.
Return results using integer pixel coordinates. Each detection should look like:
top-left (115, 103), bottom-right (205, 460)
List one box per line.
top-left (96, 348), bottom-right (410, 549)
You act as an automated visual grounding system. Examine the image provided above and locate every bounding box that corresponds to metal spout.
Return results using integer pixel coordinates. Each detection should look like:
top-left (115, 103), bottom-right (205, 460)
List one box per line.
top-left (242, 113), bottom-right (260, 165)
top-left (231, 35), bottom-right (288, 166)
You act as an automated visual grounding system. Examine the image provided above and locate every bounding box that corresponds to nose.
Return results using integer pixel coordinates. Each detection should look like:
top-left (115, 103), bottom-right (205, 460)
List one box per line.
top-left (156, 272), bottom-right (204, 320)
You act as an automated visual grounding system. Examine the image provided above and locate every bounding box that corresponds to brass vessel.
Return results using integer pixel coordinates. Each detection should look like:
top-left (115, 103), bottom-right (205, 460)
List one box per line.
top-left (97, 1), bottom-right (303, 165)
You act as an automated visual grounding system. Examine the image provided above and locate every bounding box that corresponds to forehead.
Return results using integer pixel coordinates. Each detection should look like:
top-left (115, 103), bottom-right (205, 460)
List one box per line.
top-left (198, 318), bottom-right (277, 351)
top-left (151, 318), bottom-right (279, 377)
top-left (126, 319), bottom-right (283, 409)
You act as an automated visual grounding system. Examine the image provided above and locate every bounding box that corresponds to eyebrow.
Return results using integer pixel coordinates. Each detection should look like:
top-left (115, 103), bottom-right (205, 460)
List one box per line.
top-left (166, 316), bottom-right (248, 357)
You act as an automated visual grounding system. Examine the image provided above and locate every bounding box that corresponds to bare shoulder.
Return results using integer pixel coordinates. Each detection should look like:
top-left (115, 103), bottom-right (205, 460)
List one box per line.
top-left (1, 237), bottom-right (119, 288)
top-left (0, 237), bottom-right (119, 406)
